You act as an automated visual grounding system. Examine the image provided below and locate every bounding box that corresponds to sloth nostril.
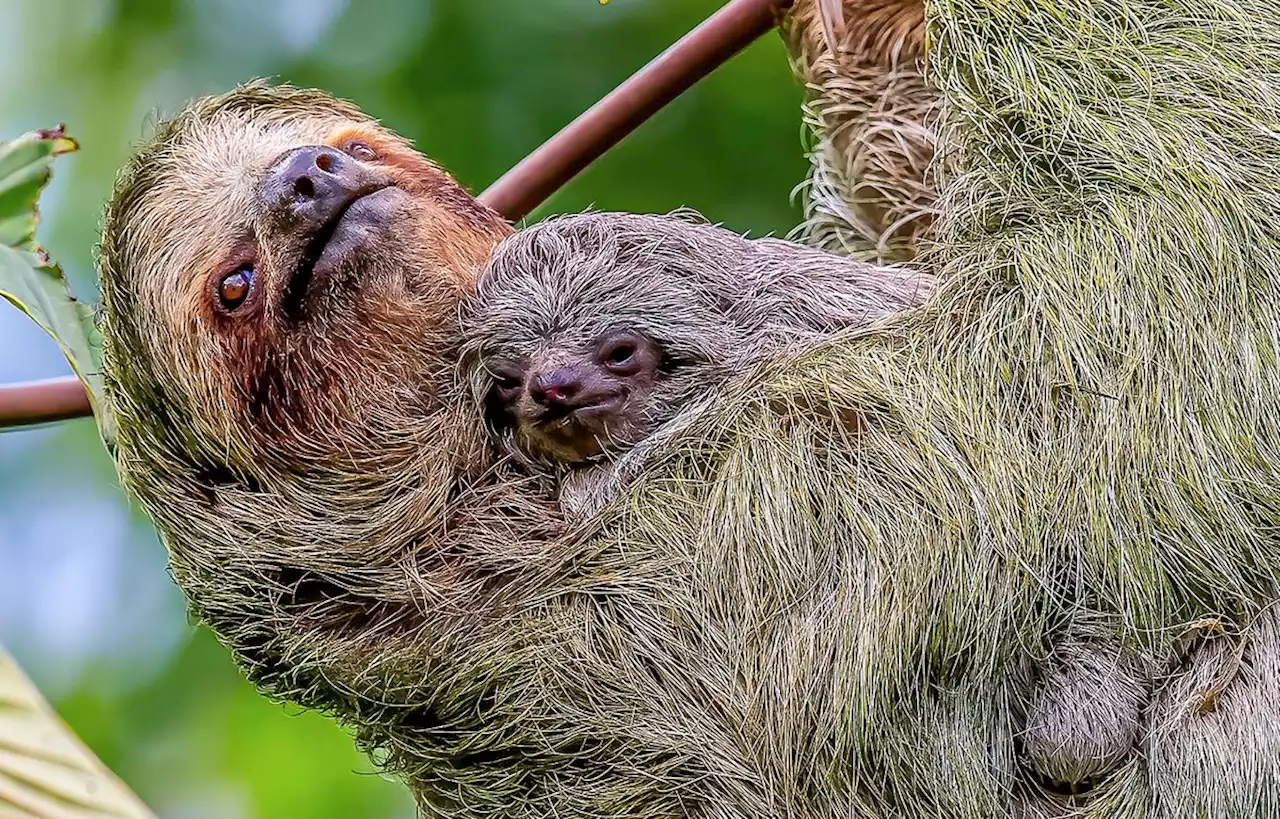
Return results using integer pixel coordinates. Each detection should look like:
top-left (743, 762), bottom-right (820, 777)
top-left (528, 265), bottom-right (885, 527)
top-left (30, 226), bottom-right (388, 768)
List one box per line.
top-left (532, 376), bottom-right (582, 407)
top-left (293, 175), bottom-right (316, 199)
top-left (315, 152), bottom-right (335, 173)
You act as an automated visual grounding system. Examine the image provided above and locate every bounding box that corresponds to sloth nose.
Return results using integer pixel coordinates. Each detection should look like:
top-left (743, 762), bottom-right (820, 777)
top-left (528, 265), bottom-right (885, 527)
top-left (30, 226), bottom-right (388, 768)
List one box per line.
top-left (530, 368), bottom-right (587, 409)
top-left (260, 145), bottom-right (373, 231)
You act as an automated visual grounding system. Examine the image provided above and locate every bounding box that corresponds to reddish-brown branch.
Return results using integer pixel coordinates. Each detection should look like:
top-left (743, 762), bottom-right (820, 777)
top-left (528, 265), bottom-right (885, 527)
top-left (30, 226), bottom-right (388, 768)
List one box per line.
top-left (479, 0), bottom-right (795, 221)
top-left (0, 377), bottom-right (93, 428)
top-left (0, 0), bottom-right (796, 431)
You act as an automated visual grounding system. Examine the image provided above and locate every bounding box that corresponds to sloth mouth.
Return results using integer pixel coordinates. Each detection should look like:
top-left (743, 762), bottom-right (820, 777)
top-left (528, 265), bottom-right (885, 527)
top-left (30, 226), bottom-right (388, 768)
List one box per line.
top-left (519, 396), bottom-right (644, 464)
top-left (282, 185), bottom-right (394, 319)
top-left (536, 396), bottom-right (625, 428)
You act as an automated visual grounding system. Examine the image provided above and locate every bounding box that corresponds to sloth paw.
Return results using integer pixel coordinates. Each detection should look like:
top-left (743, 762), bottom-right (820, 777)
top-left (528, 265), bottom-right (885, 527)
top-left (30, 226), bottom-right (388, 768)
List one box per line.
top-left (1022, 638), bottom-right (1147, 789)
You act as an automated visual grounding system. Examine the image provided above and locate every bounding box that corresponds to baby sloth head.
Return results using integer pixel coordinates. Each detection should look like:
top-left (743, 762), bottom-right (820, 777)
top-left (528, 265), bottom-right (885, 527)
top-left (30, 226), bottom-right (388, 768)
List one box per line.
top-left (460, 212), bottom-right (762, 466)
top-left (461, 210), bottom-right (935, 471)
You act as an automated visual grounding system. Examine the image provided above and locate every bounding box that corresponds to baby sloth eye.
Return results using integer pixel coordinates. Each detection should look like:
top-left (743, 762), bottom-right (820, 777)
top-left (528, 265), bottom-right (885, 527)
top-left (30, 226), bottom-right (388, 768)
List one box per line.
top-left (488, 363), bottom-right (525, 400)
top-left (218, 265), bottom-right (255, 310)
top-left (605, 342), bottom-right (635, 366)
top-left (341, 140), bottom-right (380, 163)
top-left (596, 330), bottom-right (654, 376)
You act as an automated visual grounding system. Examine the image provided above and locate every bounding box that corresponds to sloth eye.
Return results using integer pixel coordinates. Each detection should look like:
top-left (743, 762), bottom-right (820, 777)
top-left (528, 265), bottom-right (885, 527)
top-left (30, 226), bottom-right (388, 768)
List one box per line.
top-left (489, 364), bottom-right (524, 399)
top-left (219, 265), bottom-right (255, 310)
top-left (597, 331), bottom-right (651, 374)
top-left (342, 140), bottom-right (379, 162)
top-left (604, 342), bottom-right (636, 367)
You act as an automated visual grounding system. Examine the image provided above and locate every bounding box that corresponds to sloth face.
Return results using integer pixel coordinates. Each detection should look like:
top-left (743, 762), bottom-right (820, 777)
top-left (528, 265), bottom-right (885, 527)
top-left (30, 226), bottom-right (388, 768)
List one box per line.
top-left (99, 90), bottom-right (511, 445)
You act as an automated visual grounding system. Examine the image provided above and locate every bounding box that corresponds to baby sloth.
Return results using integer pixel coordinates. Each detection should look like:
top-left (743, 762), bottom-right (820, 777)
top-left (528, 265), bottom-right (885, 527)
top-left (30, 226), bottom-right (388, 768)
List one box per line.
top-left (461, 211), bottom-right (935, 517)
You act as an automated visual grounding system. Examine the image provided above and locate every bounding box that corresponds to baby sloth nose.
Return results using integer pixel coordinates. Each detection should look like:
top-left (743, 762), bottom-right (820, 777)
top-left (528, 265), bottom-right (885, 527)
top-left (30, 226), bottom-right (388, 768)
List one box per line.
top-left (260, 145), bottom-right (379, 232)
top-left (530, 367), bottom-right (589, 409)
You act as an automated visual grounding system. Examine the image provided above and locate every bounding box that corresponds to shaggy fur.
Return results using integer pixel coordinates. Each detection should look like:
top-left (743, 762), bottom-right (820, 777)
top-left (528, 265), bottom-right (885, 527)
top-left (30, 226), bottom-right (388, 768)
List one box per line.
top-left (460, 211), bottom-right (933, 518)
top-left (97, 0), bottom-right (1280, 816)
top-left (788, 1), bottom-right (1280, 812)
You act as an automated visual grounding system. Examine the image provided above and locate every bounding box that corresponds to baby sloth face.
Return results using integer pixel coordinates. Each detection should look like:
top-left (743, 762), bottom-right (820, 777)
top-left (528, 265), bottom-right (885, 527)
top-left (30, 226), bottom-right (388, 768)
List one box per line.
top-left (460, 213), bottom-right (749, 470)
top-left (483, 328), bottom-right (667, 463)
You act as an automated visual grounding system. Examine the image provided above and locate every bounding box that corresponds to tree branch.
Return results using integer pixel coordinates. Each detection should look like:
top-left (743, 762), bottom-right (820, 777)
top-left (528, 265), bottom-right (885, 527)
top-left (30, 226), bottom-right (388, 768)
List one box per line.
top-left (0, 377), bottom-right (94, 428)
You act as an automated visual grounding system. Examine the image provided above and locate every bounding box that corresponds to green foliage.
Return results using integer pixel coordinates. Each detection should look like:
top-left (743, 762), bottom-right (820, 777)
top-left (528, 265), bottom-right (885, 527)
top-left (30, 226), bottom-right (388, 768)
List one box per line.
top-left (0, 129), bottom-right (112, 446)
top-left (50, 632), bottom-right (410, 819)
top-left (0, 126), bottom-right (144, 819)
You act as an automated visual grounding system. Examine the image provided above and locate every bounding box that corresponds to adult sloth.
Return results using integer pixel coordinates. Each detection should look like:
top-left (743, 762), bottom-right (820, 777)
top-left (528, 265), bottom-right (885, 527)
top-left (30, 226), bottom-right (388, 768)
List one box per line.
top-left (97, 1), bottom-right (1280, 816)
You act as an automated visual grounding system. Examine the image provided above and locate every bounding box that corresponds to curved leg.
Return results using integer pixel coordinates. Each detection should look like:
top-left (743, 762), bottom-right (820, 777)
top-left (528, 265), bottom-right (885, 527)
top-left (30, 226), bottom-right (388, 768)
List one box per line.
top-left (781, 0), bottom-right (939, 261)
top-left (1022, 637), bottom-right (1148, 790)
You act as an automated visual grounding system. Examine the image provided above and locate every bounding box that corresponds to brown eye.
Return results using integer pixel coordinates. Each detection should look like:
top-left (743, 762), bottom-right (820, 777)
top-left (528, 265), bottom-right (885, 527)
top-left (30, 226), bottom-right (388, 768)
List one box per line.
top-left (342, 140), bottom-right (379, 162)
top-left (219, 265), bottom-right (254, 310)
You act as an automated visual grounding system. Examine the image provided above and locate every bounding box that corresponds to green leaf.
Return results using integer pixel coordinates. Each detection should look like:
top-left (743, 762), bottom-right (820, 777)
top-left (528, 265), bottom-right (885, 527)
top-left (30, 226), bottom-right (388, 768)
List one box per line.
top-left (0, 128), bottom-right (113, 446)
top-left (0, 645), bottom-right (156, 818)
top-left (0, 127), bottom-right (74, 251)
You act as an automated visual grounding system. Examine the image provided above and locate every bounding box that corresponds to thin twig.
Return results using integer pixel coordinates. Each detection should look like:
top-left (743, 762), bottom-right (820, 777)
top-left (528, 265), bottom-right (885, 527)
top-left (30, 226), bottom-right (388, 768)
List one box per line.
top-left (0, 0), bottom-right (796, 430)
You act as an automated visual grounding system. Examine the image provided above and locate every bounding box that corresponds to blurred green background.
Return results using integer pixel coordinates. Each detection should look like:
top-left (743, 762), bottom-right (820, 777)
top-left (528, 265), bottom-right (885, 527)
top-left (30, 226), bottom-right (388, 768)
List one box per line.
top-left (0, 0), bottom-right (806, 815)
